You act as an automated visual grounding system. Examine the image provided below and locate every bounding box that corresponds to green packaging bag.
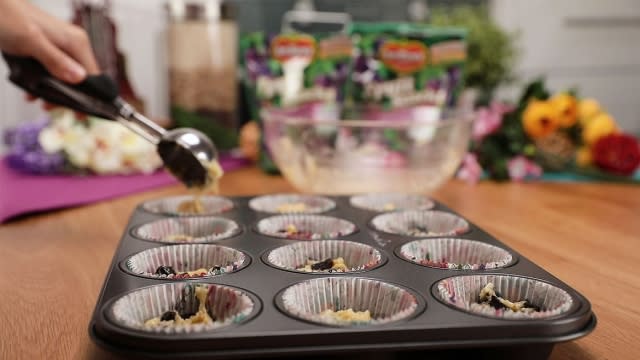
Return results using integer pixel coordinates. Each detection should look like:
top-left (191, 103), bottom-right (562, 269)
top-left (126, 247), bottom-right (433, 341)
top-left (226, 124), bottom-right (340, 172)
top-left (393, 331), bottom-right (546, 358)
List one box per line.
top-left (347, 22), bottom-right (467, 119)
top-left (240, 32), bottom-right (353, 173)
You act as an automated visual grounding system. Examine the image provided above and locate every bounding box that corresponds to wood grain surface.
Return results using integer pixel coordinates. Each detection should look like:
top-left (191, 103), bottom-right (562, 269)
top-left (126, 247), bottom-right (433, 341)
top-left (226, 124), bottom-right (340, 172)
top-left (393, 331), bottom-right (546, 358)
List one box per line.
top-left (0, 167), bottom-right (638, 359)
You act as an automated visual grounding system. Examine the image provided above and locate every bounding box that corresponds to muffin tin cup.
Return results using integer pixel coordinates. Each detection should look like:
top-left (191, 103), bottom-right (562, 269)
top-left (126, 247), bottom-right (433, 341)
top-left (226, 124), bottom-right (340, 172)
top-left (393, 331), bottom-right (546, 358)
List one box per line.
top-left (122, 244), bottom-right (249, 280)
top-left (133, 217), bottom-right (241, 244)
top-left (397, 238), bottom-right (514, 270)
top-left (371, 210), bottom-right (470, 237)
top-left (255, 214), bottom-right (357, 240)
top-left (108, 283), bottom-right (259, 334)
top-left (350, 193), bottom-right (435, 212)
top-left (141, 196), bottom-right (234, 216)
top-left (277, 277), bottom-right (422, 327)
top-left (434, 274), bottom-right (575, 320)
top-left (264, 240), bottom-right (384, 274)
top-left (249, 194), bottom-right (336, 214)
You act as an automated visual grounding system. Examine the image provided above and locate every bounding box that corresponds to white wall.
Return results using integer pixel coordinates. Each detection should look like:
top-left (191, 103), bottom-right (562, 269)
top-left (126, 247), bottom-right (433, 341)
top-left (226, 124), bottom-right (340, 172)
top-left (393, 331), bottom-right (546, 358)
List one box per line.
top-left (491, 0), bottom-right (640, 134)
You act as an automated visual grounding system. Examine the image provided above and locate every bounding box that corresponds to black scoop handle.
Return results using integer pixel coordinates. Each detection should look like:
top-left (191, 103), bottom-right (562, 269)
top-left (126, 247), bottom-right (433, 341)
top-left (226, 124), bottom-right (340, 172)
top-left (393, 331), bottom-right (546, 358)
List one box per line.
top-left (2, 53), bottom-right (120, 119)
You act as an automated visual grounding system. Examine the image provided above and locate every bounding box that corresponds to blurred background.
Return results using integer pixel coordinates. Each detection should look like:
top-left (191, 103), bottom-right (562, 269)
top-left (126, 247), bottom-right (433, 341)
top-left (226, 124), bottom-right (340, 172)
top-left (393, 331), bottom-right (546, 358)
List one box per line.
top-left (0, 0), bottom-right (638, 154)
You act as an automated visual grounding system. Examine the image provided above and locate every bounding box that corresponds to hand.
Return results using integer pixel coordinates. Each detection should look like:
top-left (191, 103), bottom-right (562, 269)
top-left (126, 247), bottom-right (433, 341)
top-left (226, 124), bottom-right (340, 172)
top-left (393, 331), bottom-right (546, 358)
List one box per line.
top-left (0, 0), bottom-right (99, 84)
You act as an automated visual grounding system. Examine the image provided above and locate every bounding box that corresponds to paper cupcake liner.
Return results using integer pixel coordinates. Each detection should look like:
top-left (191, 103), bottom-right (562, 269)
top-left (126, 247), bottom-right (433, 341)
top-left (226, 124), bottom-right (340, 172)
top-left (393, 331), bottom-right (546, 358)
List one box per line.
top-left (435, 274), bottom-right (574, 320)
top-left (398, 238), bottom-right (513, 270)
top-left (141, 195), bottom-right (234, 216)
top-left (249, 194), bottom-right (336, 214)
top-left (133, 217), bottom-right (241, 243)
top-left (371, 210), bottom-right (469, 237)
top-left (265, 240), bottom-right (383, 273)
top-left (350, 193), bottom-right (435, 212)
top-left (278, 277), bottom-right (420, 327)
top-left (255, 214), bottom-right (357, 240)
top-left (123, 244), bottom-right (249, 279)
top-left (108, 283), bottom-right (257, 334)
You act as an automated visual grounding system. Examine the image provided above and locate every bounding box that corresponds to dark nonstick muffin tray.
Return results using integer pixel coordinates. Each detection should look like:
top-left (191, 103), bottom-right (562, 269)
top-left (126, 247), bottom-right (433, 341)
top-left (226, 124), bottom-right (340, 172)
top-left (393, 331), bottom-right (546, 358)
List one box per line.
top-left (89, 195), bottom-right (596, 360)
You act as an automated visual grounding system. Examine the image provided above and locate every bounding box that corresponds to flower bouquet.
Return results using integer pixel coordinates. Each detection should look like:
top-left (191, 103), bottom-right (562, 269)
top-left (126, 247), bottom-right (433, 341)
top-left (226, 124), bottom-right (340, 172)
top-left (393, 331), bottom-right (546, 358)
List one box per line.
top-left (458, 79), bottom-right (640, 183)
top-left (3, 109), bottom-right (162, 175)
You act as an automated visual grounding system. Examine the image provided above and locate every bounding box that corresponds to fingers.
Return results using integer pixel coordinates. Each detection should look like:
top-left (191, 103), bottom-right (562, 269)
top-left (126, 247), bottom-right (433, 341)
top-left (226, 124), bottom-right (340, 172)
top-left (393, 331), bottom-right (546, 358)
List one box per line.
top-left (24, 2), bottom-right (99, 75)
top-left (29, 32), bottom-right (87, 83)
top-left (59, 27), bottom-right (99, 75)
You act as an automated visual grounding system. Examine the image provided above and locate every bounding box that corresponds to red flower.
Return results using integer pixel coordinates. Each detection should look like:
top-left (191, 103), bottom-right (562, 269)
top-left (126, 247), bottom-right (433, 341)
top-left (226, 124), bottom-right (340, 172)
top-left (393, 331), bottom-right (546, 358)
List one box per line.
top-left (592, 134), bottom-right (640, 176)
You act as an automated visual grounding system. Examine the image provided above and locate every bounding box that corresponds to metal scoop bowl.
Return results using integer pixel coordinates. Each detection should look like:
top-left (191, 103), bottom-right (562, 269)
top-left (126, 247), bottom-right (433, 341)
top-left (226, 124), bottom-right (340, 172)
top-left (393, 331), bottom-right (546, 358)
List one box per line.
top-left (157, 128), bottom-right (218, 188)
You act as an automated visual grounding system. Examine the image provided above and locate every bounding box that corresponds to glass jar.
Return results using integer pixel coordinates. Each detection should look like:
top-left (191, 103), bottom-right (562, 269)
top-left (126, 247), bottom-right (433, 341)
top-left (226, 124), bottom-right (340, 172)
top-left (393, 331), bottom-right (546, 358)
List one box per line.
top-left (166, 0), bottom-right (238, 151)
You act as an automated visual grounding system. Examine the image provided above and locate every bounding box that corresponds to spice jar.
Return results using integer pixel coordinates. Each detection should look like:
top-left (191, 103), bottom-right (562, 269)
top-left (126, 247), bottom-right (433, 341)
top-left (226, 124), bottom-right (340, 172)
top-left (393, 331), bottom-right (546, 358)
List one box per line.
top-left (166, 0), bottom-right (238, 150)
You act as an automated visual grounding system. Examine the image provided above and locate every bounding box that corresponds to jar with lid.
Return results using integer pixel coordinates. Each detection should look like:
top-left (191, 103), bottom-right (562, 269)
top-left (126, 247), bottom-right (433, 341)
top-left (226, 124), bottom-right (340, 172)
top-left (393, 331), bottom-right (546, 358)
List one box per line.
top-left (166, 0), bottom-right (238, 151)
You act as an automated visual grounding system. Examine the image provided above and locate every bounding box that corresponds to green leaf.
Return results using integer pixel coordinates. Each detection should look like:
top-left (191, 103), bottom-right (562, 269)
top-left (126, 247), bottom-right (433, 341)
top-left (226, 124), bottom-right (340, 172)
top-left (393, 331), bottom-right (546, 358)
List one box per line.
top-left (518, 78), bottom-right (550, 104)
top-left (429, 5), bottom-right (518, 94)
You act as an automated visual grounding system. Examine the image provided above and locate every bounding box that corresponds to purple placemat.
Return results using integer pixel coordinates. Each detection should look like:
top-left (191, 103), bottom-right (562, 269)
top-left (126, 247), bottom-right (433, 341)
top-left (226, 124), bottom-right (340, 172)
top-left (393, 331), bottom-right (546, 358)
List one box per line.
top-left (0, 154), bottom-right (250, 223)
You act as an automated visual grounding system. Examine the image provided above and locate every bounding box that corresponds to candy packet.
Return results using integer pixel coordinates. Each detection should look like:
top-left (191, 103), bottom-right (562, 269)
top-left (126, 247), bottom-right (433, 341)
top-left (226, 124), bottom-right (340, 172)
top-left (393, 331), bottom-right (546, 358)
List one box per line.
top-left (346, 22), bottom-right (467, 121)
top-left (240, 32), bottom-right (353, 172)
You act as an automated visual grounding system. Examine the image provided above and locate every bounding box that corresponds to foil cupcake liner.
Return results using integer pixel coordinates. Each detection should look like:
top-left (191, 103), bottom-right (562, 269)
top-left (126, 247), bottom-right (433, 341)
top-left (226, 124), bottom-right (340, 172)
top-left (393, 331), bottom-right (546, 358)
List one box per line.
top-left (265, 240), bottom-right (383, 273)
top-left (123, 244), bottom-right (249, 279)
top-left (108, 283), bottom-right (257, 334)
top-left (278, 277), bottom-right (421, 327)
top-left (371, 210), bottom-right (469, 237)
top-left (141, 195), bottom-right (234, 216)
top-left (398, 238), bottom-right (513, 270)
top-left (435, 274), bottom-right (575, 320)
top-left (350, 193), bottom-right (435, 212)
top-left (249, 194), bottom-right (336, 214)
top-left (133, 217), bottom-right (241, 243)
top-left (255, 214), bottom-right (357, 240)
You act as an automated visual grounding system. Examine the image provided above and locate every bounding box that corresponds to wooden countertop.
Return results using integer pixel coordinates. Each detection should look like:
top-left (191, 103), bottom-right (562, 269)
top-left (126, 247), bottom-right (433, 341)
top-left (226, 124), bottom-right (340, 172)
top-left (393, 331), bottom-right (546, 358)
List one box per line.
top-left (1, 166), bottom-right (638, 359)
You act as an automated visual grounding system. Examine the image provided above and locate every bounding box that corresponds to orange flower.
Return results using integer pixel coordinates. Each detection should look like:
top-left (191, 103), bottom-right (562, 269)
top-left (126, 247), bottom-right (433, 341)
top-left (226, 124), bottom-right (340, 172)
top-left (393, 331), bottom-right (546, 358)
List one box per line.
top-left (522, 100), bottom-right (559, 139)
top-left (575, 147), bottom-right (592, 167)
top-left (582, 113), bottom-right (618, 145)
top-left (550, 93), bottom-right (578, 127)
top-left (239, 121), bottom-right (260, 162)
top-left (578, 98), bottom-right (602, 126)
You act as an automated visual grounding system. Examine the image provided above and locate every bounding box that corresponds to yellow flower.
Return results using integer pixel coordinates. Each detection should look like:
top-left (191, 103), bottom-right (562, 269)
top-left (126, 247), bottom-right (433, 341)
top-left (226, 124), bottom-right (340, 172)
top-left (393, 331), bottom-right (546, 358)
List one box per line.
top-left (582, 113), bottom-right (618, 145)
top-left (550, 93), bottom-right (578, 127)
top-left (522, 100), bottom-right (559, 139)
top-left (578, 98), bottom-right (602, 126)
top-left (576, 147), bottom-right (592, 167)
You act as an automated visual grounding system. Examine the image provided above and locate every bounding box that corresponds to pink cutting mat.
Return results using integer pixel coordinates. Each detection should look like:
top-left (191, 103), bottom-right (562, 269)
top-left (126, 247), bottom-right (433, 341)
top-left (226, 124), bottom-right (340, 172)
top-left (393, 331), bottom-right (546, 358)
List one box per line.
top-left (0, 155), bottom-right (249, 223)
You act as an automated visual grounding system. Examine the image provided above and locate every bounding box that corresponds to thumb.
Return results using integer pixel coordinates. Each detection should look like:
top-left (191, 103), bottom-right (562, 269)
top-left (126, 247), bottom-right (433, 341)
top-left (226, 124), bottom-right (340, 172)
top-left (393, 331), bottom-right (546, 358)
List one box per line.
top-left (30, 32), bottom-right (87, 84)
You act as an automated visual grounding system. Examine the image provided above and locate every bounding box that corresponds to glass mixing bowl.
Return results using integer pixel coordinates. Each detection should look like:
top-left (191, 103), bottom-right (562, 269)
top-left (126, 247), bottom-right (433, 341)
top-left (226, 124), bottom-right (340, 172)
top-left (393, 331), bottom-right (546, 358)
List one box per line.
top-left (262, 105), bottom-right (472, 195)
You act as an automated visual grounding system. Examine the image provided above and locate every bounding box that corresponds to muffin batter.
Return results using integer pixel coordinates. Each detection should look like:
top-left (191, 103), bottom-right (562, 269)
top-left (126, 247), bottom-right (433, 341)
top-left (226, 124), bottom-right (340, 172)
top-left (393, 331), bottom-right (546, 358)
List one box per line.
top-left (164, 234), bottom-right (195, 242)
top-left (405, 223), bottom-right (435, 236)
top-left (176, 159), bottom-right (225, 214)
top-left (318, 309), bottom-right (372, 323)
top-left (275, 202), bottom-right (308, 213)
top-left (153, 265), bottom-right (228, 278)
top-left (276, 224), bottom-right (316, 239)
top-left (144, 285), bottom-right (213, 328)
top-left (477, 283), bottom-right (540, 313)
top-left (176, 199), bottom-right (205, 214)
top-left (296, 257), bottom-right (348, 272)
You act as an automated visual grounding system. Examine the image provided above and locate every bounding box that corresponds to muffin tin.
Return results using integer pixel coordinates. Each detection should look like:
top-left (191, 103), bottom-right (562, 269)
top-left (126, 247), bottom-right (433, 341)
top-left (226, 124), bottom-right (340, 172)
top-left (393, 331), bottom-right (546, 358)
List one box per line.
top-left (89, 194), bottom-right (595, 359)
